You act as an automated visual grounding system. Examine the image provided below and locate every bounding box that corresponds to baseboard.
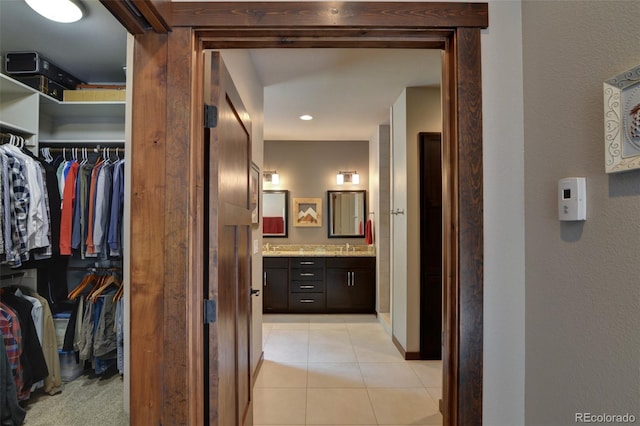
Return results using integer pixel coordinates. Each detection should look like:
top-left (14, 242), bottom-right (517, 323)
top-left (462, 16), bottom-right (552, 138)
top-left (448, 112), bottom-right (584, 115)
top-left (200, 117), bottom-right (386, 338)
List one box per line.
top-left (391, 334), bottom-right (421, 360)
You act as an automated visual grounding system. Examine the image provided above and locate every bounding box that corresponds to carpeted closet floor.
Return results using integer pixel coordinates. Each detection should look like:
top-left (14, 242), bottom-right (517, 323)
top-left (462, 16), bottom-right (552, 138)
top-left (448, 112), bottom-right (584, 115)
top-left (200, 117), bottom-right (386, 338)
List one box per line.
top-left (22, 374), bottom-right (127, 425)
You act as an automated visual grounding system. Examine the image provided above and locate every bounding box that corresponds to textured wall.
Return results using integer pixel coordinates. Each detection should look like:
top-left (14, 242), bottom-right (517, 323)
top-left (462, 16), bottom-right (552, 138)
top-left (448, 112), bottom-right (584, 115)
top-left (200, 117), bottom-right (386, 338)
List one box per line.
top-left (264, 140), bottom-right (369, 244)
top-left (523, 1), bottom-right (640, 424)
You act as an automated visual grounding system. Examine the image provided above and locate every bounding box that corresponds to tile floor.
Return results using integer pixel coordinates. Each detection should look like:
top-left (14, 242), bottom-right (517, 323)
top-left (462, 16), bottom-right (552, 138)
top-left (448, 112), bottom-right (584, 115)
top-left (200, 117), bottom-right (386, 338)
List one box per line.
top-left (254, 314), bottom-right (443, 426)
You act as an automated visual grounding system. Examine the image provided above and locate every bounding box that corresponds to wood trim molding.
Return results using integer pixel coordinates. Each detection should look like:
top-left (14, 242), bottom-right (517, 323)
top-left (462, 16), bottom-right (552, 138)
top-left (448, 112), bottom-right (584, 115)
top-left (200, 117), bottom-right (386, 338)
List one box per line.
top-left (130, 31), bottom-right (168, 426)
top-left (392, 335), bottom-right (421, 360)
top-left (127, 3), bottom-right (486, 425)
top-left (172, 2), bottom-right (488, 28)
top-left (452, 27), bottom-right (484, 425)
top-left (101, 0), bottom-right (171, 34)
top-left (132, 0), bottom-right (172, 33)
top-left (100, 0), bottom-right (147, 34)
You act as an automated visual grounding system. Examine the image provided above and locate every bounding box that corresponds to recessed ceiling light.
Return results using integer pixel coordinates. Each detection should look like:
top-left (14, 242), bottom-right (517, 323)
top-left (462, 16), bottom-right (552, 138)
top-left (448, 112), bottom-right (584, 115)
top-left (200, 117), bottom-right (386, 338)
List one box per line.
top-left (25, 0), bottom-right (84, 23)
top-left (300, 115), bottom-right (313, 121)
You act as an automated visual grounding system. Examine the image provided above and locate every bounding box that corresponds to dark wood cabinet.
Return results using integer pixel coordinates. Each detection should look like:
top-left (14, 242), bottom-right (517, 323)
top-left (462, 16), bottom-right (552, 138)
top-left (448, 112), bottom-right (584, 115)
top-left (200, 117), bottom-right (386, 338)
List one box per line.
top-left (263, 257), bottom-right (289, 312)
top-left (326, 257), bottom-right (376, 313)
top-left (262, 256), bottom-right (375, 314)
top-left (289, 257), bottom-right (325, 313)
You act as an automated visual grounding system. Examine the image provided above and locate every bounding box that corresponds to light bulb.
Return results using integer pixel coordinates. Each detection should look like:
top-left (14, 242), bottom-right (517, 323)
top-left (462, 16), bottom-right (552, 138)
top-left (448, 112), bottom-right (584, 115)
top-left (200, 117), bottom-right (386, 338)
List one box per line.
top-left (25, 0), bottom-right (84, 23)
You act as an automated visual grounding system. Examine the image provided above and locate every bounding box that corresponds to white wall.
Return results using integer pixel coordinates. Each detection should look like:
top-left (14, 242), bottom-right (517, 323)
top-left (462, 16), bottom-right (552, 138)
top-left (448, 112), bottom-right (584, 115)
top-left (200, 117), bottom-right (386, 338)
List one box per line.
top-left (391, 89), bottom-right (408, 348)
top-left (479, 2), bottom-right (526, 425)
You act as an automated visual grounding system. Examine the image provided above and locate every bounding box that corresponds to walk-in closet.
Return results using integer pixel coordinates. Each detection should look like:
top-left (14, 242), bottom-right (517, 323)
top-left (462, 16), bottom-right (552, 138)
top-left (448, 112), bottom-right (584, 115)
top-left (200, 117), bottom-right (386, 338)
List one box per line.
top-left (0, 19), bottom-right (129, 421)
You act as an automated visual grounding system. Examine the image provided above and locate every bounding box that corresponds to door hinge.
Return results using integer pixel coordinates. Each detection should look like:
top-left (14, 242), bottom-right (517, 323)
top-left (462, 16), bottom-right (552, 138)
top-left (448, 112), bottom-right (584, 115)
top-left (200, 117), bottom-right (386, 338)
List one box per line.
top-left (204, 104), bottom-right (218, 128)
top-left (204, 299), bottom-right (217, 324)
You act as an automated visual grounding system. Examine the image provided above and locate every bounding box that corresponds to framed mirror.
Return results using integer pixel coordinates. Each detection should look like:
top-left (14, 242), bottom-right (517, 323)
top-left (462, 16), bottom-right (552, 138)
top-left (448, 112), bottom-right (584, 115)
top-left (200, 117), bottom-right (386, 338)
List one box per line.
top-left (263, 190), bottom-right (289, 237)
top-left (328, 190), bottom-right (367, 238)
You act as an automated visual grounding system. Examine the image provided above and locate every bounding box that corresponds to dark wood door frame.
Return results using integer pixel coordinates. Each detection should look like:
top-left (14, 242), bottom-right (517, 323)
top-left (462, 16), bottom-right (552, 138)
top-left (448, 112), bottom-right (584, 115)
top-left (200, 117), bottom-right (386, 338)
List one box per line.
top-left (124, 2), bottom-right (485, 425)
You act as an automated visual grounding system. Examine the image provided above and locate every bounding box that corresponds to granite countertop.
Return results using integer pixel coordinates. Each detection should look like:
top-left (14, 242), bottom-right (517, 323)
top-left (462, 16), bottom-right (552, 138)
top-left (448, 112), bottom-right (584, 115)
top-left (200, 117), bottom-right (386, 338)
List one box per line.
top-left (262, 244), bottom-right (375, 257)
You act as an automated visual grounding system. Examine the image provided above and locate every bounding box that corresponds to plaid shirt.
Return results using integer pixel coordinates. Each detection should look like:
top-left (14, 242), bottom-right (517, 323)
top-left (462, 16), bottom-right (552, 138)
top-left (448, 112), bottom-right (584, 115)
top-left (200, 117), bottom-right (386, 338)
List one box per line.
top-left (0, 302), bottom-right (25, 399)
top-left (0, 160), bottom-right (4, 257)
top-left (4, 153), bottom-right (30, 267)
top-left (0, 154), bottom-right (11, 262)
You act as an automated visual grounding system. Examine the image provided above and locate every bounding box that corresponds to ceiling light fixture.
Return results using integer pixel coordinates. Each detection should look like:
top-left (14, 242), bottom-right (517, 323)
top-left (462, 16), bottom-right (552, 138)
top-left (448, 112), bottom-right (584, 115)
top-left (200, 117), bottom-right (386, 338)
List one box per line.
top-left (25, 0), bottom-right (84, 23)
top-left (263, 170), bottom-right (280, 185)
top-left (336, 171), bottom-right (359, 185)
top-left (300, 115), bottom-right (313, 121)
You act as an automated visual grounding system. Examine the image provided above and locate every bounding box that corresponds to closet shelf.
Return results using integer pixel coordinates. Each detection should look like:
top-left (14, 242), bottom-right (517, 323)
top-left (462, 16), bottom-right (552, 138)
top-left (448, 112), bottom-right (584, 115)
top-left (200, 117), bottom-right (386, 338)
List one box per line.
top-left (0, 120), bottom-right (37, 135)
top-left (39, 139), bottom-right (126, 145)
top-left (40, 100), bottom-right (125, 119)
top-left (0, 72), bottom-right (36, 95)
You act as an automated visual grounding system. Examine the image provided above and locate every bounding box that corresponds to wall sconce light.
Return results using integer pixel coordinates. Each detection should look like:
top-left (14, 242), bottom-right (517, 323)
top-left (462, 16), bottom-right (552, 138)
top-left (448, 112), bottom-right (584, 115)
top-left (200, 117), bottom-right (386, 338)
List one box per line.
top-left (263, 170), bottom-right (280, 185)
top-left (336, 171), bottom-right (359, 185)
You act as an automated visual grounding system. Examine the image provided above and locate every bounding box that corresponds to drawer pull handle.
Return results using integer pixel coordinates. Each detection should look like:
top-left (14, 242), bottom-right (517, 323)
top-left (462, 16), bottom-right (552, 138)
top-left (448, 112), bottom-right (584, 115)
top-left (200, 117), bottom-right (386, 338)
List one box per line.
top-left (300, 261), bottom-right (315, 265)
top-left (300, 299), bottom-right (315, 303)
top-left (299, 285), bottom-right (315, 289)
top-left (299, 273), bottom-right (315, 277)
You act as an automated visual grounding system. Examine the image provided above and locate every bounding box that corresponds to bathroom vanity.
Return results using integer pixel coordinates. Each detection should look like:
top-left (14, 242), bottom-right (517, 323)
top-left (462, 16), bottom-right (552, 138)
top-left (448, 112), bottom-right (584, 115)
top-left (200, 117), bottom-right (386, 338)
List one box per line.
top-left (262, 245), bottom-right (376, 314)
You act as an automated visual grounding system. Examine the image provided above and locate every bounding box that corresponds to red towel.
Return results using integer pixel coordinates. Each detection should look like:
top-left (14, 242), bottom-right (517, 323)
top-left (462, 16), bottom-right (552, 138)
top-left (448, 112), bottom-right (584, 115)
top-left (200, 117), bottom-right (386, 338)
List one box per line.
top-left (365, 219), bottom-right (374, 245)
top-left (263, 217), bottom-right (284, 234)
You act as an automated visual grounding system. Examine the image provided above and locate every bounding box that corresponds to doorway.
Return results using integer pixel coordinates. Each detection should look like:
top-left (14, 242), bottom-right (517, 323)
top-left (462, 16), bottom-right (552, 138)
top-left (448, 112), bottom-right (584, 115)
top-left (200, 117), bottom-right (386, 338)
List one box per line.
top-left (126, 3), bottom-right (486, 425)
top-left (419, 132), bottom-right (443, 360)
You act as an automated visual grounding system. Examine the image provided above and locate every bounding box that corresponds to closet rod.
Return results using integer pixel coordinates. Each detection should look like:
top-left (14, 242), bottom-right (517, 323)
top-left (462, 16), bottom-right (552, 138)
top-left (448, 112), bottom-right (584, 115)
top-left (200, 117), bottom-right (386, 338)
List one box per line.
top-left (43, 146), bottom-right (124, 152)
top-left (67, 266), bottom-right (122, 272)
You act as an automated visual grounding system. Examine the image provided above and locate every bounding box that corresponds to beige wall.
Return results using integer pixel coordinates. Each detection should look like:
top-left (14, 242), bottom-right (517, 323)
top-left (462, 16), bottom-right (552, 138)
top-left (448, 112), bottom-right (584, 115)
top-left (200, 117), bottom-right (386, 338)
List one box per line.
top-left (264, 140), bottom-right (369, 245)
top-left (522, 1), bottom-right (640, 424)
top-left (391, 87), bottom-right (441, 352)
top-left (370, 124), bottom-right (391, 314)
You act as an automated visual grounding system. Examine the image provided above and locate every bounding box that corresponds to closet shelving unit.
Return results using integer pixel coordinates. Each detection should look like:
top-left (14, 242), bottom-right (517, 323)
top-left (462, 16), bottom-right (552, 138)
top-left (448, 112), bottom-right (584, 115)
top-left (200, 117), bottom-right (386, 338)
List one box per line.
top-left (0, 70), bottom-right (126, 289)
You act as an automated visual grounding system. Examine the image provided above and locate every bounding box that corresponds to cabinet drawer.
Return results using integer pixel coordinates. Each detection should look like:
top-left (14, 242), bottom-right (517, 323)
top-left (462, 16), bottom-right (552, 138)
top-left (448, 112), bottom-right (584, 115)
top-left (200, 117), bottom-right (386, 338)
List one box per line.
top-left (291, 268), bottom-right (324, 281)
top-left (289, 293), bottom-right (325, 312)
top-left (264, 257), bottom-right (289, 268)
top-left (291, 257), bottom-right (325, 268)
top-left (291, 281), bottom-right (325, 293)
top-left (326, 257), bottom-right (375, 269)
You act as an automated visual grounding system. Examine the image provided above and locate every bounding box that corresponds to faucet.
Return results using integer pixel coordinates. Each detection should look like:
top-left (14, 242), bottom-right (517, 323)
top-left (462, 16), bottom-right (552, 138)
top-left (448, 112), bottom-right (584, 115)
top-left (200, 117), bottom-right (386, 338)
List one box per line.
top-left (265, 243), bottom-right (270, 252)
top-left (346, 243), bottom-right (350, 251)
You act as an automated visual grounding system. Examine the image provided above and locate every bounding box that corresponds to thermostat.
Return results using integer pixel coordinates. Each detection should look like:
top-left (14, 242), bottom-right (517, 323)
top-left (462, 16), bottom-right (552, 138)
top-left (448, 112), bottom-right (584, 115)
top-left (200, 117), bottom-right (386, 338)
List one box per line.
top-left (558, 177), bottom-right (586, 221)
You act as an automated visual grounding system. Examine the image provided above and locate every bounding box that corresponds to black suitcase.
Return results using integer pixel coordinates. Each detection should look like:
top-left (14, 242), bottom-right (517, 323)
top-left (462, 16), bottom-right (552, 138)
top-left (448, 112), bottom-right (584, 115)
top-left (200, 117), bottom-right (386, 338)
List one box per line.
top-left (14, 75), bottom-right (65, 101)
top-left (5, 51), bottom-right (84, 89)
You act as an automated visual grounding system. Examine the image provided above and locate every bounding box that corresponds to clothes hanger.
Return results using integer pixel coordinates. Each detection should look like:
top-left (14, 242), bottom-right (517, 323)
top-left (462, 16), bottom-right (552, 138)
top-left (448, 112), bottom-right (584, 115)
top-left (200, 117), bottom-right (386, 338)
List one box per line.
top-left (90, 275), bottom-right (120, 302)
top-left (68, 272), bottom-right (98, 300)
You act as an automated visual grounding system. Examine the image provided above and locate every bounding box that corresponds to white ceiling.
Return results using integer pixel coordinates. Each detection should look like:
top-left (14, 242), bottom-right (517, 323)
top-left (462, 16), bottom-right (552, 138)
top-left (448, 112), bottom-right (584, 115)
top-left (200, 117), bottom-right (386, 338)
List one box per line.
top-left (0, 0), bottom-right (442, 141)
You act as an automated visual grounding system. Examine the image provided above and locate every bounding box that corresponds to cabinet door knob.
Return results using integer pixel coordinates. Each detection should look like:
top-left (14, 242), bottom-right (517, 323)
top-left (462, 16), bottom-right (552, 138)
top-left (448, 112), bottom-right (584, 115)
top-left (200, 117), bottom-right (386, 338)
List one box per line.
top-left (300, 285), bottom-right (315, 289)
top-left (300, 261), bottom-right (315, 265)
top-left (263, 271), bottom-right (267, 286)
top-left (300, 273), bottom-right (315, 277)
top-left (300, 299), bottom-right (315, 303)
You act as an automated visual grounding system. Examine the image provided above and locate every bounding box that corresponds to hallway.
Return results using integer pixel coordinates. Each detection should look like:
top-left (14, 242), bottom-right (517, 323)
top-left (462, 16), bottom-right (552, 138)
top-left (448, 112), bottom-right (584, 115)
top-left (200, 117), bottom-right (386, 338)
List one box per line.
top-left (254, 314), bottom-right (442, 425)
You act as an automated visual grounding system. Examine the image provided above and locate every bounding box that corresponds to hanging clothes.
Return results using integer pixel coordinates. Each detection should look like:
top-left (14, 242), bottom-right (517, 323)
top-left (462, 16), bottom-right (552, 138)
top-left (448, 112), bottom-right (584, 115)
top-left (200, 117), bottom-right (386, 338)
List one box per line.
top-left (0, 334), bottom-right (26, 426)
top-left (0, 291), bottom-right (49, 400)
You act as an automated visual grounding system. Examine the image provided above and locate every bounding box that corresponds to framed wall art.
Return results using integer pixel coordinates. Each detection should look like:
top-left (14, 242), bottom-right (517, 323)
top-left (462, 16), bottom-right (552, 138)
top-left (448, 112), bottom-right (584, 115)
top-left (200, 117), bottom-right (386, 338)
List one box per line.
top-left (293, 197), bottom-right (322, 227)
top-left (603, 64), bottom-right (640, 173)
top-left (250, 162), bottom-right (260, 225)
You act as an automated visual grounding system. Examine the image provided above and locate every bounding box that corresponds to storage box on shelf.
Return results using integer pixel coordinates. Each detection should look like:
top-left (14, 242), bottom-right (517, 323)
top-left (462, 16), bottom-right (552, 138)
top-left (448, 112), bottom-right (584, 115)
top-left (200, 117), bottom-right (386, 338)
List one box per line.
top-left (1, 72), bottom-right (126, 293)
top-left (1, 72), bottom-right (126, 148)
